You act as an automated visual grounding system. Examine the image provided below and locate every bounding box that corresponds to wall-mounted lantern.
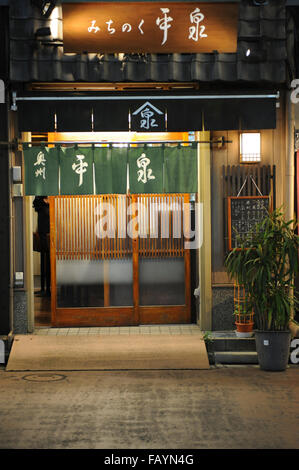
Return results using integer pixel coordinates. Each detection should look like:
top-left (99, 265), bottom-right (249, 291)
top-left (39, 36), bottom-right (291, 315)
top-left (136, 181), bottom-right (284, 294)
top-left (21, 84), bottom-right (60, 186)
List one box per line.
top-left (240, 132), bottom-right (261, 163)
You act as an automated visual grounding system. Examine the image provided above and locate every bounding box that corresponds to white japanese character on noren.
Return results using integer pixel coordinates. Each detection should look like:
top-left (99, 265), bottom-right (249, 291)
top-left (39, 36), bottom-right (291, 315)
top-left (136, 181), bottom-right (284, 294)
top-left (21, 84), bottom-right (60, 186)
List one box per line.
top-left (34, 151), bottom-right (46, 167)
top-left (137, 153), bottom-right (156, 184)
top-left (35, 167), bottom-right (46, 180)
top-left (34, 151), bottom-right (46, 180)
top-left (72, 154), bottom-right (88, 187)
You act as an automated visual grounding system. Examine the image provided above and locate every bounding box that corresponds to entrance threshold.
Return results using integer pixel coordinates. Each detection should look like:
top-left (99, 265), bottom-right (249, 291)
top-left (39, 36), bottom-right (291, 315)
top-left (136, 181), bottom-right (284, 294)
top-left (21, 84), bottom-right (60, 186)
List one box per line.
top-left (34, 324), bottom-right (202, 336)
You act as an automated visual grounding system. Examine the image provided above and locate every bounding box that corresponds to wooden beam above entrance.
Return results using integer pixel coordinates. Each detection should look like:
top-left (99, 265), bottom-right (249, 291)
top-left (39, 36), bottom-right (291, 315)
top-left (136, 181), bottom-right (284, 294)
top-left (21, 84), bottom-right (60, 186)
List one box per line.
top-left (27, 82), bottom-right (200, 92)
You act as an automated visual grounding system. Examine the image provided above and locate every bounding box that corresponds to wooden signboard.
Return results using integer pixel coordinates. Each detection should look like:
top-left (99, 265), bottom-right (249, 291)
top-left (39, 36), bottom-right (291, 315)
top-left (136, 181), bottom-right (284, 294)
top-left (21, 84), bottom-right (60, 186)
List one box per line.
top-left (228, 196), bottom-right (271, 251)
top-left (62, 2), bottom-right (239, 53)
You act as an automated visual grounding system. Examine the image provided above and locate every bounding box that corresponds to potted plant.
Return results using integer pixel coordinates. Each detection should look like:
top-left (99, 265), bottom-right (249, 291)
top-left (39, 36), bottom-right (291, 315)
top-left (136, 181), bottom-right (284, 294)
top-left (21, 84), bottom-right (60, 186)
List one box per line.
top-left (225, 208), bottom-right (299, 371)
top-left (233, 283), bottom-right (254, 337)
top-left (233, 300), bottom-right (254, 338)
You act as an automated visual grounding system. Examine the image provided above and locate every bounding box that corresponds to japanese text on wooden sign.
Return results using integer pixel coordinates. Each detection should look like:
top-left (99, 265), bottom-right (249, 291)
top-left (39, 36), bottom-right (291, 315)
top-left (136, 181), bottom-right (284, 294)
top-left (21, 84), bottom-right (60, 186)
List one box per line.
top-left (62, 2), bottom-right (239, 53)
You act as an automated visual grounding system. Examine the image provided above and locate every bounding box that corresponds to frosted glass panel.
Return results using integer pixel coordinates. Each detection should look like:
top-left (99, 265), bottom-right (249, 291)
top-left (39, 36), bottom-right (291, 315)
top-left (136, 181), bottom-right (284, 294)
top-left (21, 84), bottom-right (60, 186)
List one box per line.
top-left (139, 258), bottom-right (185, 306)
top-left (108, 259), bottom-right (133, 306)
top-left (57, 260), bottom-right (104, 285)
top-left (56, 259), bottom-right (104, 308)
top-left (56, 259), bottom-right (132, 307)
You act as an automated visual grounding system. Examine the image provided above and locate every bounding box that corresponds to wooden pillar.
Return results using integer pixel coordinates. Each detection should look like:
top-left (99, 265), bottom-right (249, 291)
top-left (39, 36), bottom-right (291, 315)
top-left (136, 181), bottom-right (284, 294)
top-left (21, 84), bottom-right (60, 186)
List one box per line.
top-left (196, 130), bottom-right (212, 331)
top-left (22, 132), bottom-right (35, 332)
top-left (49, 196), bottom-right (56, 325)
top-left (131, 195), bottom-right (140, 325)
top-left (285, 90), bottom-right (295, 223)
top-left (103, 260), bottom-right (110, 307)
top-left (183, 194), bottom-right (191, 316)
top-left (285, 91), bottom-right (295, 321)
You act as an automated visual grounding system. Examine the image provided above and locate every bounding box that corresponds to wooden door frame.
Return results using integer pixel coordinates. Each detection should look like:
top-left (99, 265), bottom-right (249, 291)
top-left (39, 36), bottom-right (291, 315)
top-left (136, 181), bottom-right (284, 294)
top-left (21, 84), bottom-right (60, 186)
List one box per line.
top-left (50, 195), bottom-right (191, 327)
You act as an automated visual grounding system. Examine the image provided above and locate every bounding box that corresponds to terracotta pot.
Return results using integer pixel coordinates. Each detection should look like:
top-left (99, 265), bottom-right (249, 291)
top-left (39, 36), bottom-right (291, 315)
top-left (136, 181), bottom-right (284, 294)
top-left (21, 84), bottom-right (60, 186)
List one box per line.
top-left (235, 321), bottom-right (254, 338)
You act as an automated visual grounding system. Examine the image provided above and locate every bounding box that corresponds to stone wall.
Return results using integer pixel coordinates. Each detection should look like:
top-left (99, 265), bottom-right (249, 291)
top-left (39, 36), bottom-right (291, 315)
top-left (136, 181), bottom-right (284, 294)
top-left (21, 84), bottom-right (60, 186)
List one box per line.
top-left (212, 287), bottom-right (235, 331)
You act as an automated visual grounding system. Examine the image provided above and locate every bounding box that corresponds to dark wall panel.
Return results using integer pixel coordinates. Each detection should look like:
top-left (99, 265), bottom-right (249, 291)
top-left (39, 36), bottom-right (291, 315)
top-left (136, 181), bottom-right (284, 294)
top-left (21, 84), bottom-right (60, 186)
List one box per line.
top-left (239, 98), bottom-right (277, 130)
top-left (203, 99), bottom-right (240, 131)
top-left (18, 101), bottom-right (56, 132)
top-left (0, 6), bottom-right (10, 335)
top-left (17, 97), bottom-right (277, 133)
top-left (93, 101), bottom-right (129, 131)
top-left (204, 98), bottom-right (276, 131)
top-left (56, 100), bottom-right (93, 132)
top-left (167, 100), bottom-right (204, 132)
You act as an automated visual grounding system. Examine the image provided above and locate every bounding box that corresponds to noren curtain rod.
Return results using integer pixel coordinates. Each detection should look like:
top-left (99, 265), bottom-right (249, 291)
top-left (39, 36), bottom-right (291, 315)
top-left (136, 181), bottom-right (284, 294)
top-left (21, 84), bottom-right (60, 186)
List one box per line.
top-left (23, 140), bottom-right (225, 145)
top-left (0, 139), bottom-right (232, 146)
top-left (13, 94), bottom-right (279, 101)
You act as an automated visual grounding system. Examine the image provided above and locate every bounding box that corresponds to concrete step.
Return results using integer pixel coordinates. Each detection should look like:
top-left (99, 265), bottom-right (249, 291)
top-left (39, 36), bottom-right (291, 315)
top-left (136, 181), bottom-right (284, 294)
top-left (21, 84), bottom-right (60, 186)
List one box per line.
top-left (211, 337), bottom-right (256, 352)
top-left (207, 331), bottom-right (256, 352)
top-left (204, 331), bottom-right (257, 365)
top-left (214, 351), bottom-right (258, 365)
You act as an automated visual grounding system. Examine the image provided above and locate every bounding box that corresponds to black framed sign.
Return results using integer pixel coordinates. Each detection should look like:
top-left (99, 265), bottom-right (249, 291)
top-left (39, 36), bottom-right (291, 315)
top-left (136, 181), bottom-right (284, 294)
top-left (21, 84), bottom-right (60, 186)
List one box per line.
top-left (227, 196), bottom-right (271, 250)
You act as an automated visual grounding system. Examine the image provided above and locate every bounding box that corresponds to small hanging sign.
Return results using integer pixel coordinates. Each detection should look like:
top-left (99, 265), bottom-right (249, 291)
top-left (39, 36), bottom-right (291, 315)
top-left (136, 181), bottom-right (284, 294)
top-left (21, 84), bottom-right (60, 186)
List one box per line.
top-left (228, 196), bottom-right (271, 251)
top-left (131, 101), bottom-right (166, 132)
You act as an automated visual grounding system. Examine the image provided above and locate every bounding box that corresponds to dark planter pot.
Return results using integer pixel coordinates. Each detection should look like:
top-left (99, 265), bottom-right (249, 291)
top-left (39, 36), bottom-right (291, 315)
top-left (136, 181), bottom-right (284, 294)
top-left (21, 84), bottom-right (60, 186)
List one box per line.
top-left (255, 330), bottom-right (291, 371)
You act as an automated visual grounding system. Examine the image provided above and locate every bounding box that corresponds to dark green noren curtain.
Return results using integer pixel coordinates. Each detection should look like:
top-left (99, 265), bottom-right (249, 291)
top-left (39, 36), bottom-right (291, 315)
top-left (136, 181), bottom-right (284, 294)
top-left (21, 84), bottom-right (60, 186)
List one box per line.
top-left (129, 146), bottom-right (163, 194)
top-left (164, 145), bottom-right (197, 193)
top-left (23, 144), bottom-right (198, 195)
top-left (60, 146), bottom-right (94, 195)
top-left (23, 144), bottom-right (59, 196)
top-left (94, 146), bottom-right (127, 194)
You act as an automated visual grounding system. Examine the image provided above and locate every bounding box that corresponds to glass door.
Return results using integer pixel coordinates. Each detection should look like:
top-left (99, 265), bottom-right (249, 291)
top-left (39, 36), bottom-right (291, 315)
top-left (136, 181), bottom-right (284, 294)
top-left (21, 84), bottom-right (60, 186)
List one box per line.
top-left (50, 195), bottom-right (135, 327)
top-left (49, 194), bottom-right (191, 327)
top-left (136, 194), bottom-right (191, 324)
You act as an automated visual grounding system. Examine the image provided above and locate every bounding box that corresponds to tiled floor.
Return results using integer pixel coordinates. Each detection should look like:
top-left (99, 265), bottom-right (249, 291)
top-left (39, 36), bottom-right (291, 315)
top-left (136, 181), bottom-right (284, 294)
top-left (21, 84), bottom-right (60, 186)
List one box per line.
top-left (34, 293), bottom-right (51, 327)
top-left (34, 324), bottom-right (203, 335)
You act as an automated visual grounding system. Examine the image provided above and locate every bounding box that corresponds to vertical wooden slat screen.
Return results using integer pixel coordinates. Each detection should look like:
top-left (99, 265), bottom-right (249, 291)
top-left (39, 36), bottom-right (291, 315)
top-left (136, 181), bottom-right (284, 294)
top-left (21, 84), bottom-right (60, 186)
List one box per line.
top-left (136, 194), bottom-right (186, 258)
top-left (56, 195), bottom-right (132, 260)
top-left (223, 165), bottom-right (275, 198)
top-left (54, 194), bottom-right (188, 261)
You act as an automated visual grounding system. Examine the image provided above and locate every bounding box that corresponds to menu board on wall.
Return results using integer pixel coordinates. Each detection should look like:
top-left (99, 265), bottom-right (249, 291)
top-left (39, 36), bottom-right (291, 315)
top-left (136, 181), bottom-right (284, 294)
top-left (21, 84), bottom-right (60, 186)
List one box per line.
top-left (228, 196), bottom-right (271, 250)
